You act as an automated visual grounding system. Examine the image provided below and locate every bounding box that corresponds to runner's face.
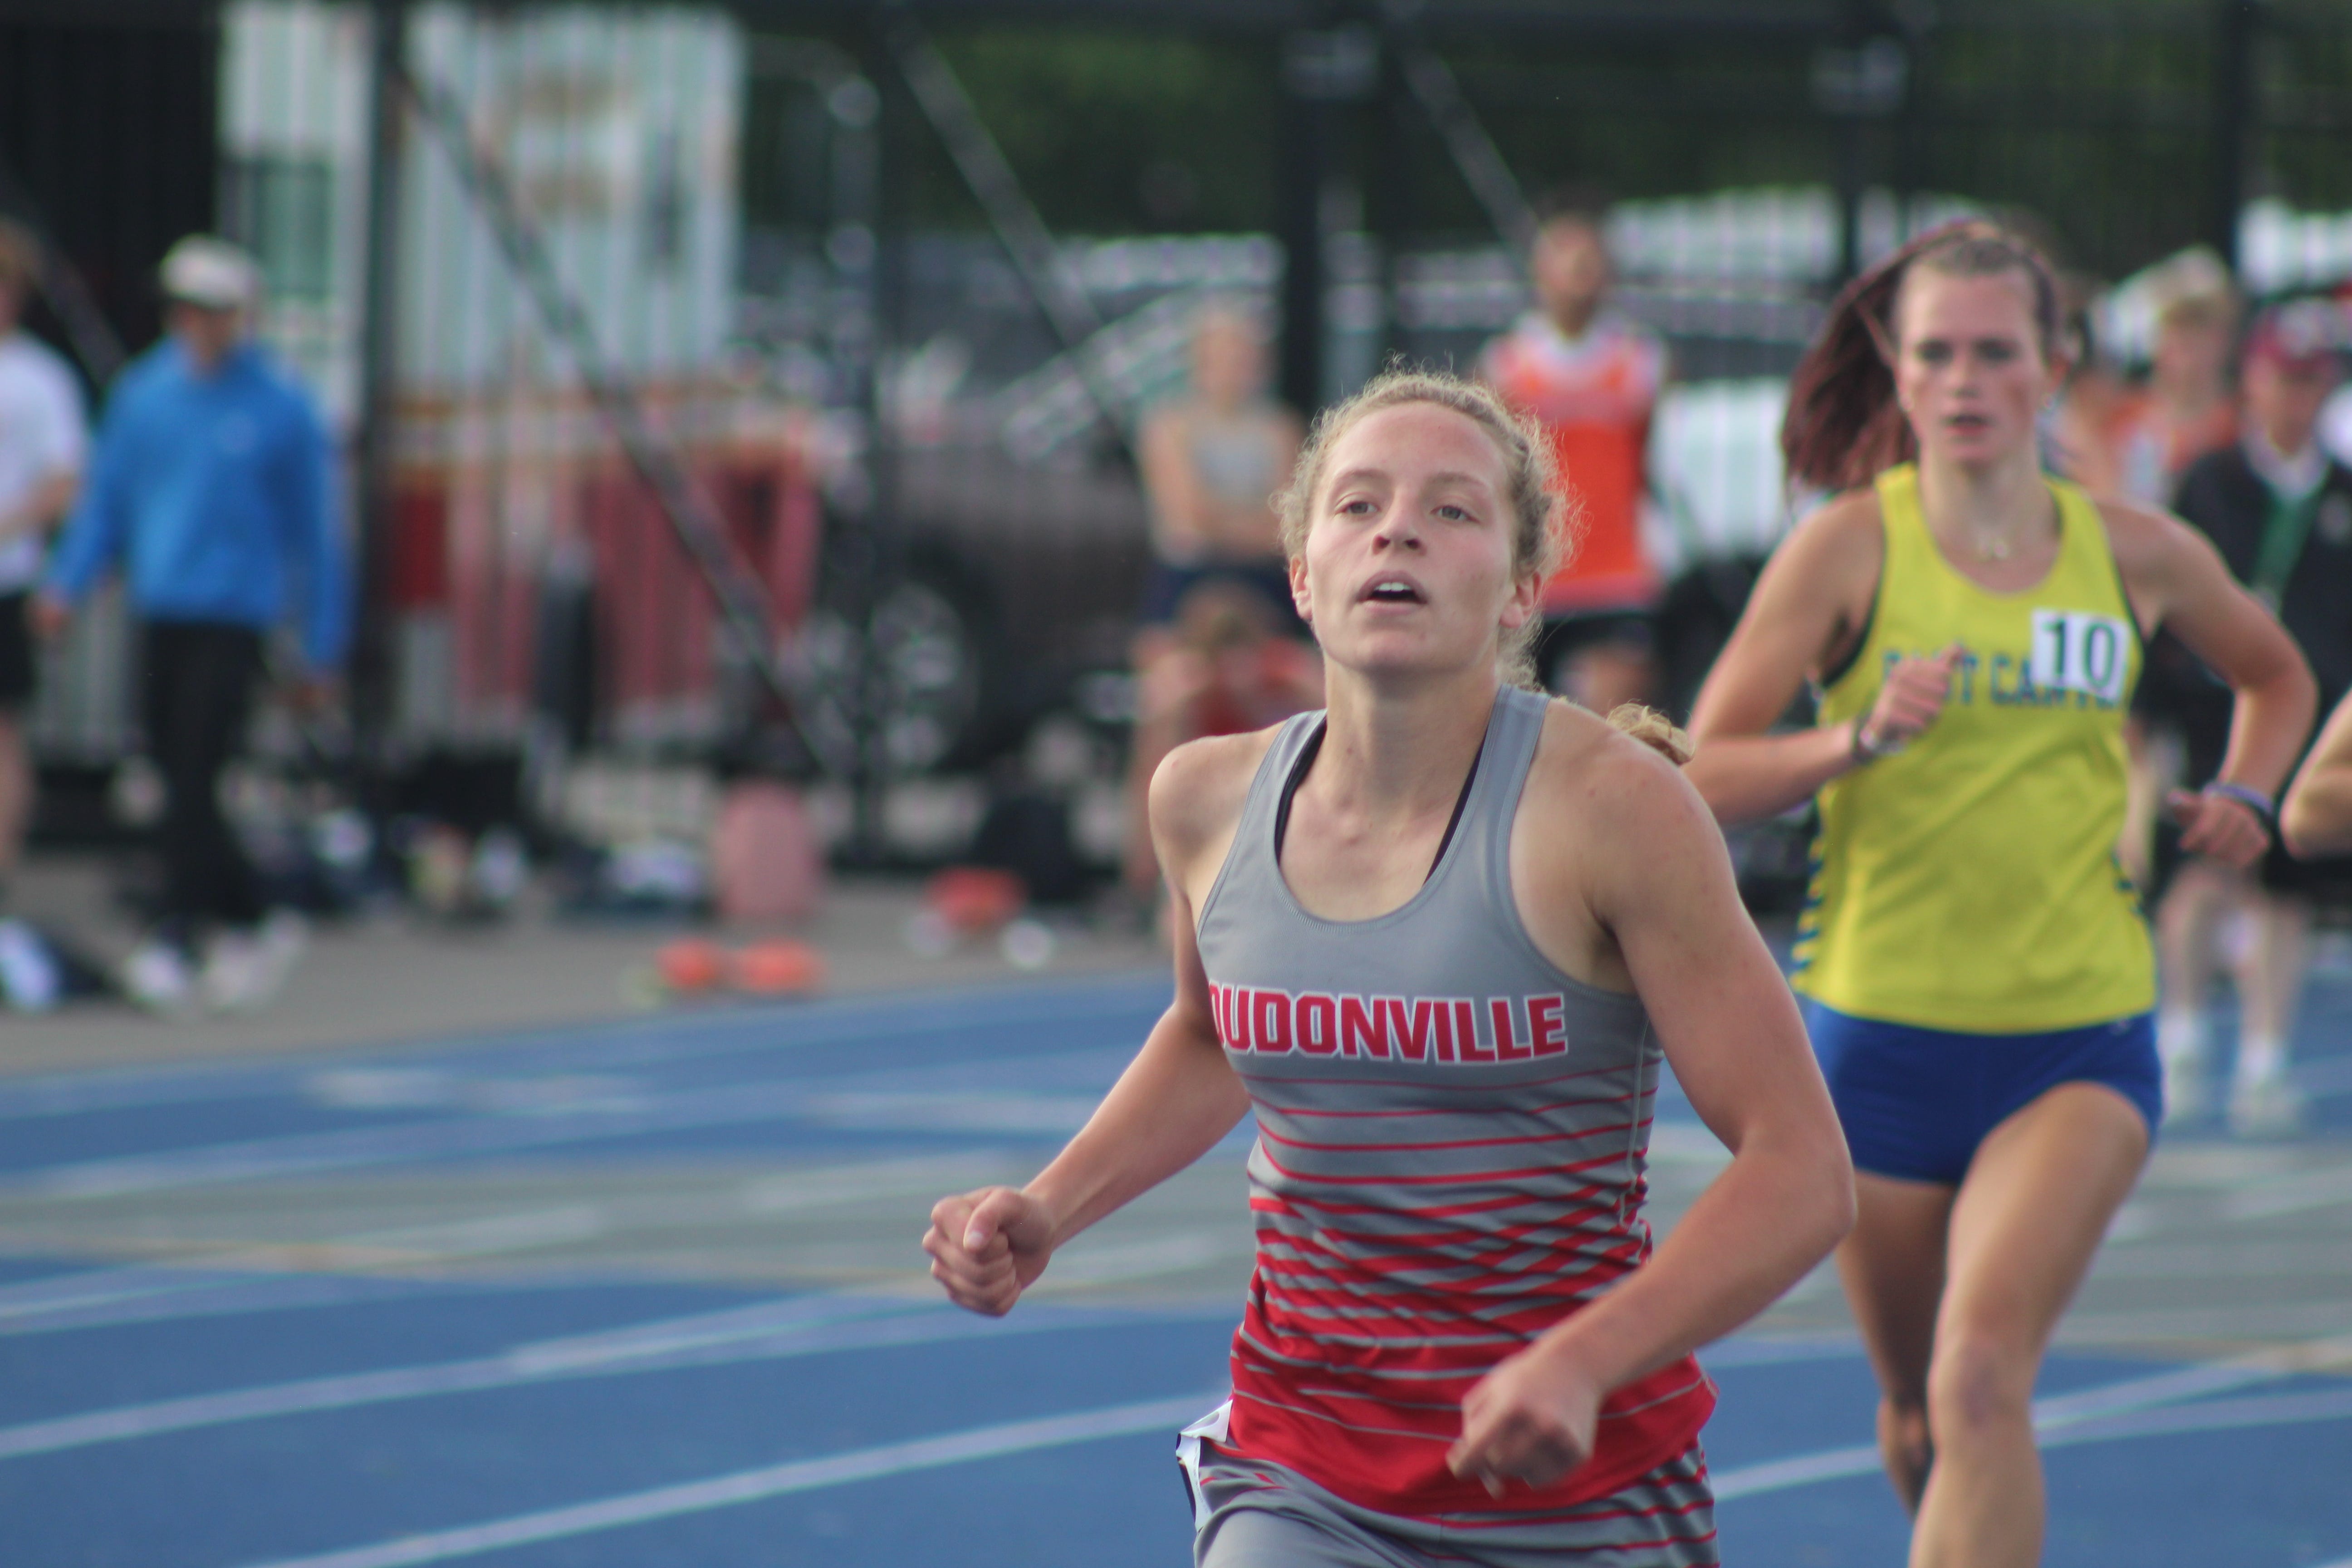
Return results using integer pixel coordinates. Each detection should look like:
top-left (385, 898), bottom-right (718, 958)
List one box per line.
top-left (1293, 403), bottom-right (1539, 680)
top-left (1893, 268), bottom-right (2060, 470)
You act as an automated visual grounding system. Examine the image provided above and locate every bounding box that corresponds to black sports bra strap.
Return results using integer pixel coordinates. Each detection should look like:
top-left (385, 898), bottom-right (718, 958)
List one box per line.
top-left (1271, 716), bottom-right (1481, 884)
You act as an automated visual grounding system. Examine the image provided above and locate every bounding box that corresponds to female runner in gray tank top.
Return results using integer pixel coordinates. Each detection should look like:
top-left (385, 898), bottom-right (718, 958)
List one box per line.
top-left (926, 371), bottom-right (1854, 1567)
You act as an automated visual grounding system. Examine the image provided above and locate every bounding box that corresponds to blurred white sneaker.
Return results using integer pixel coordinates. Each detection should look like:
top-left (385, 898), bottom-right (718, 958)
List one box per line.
top-left (121, 940), bottom-right (197, 1016)
top-left (2160, 1051), bottom-right (2209, 1126)
top-left (0, 920), bottom-right (60, 1013)
top-left (2156, 1009), bottom-right (2208, 1125)
top-left (2228, 1073), bottom-right (2308, 1139)
top-left (201, 911), bottom-right (308, 1014)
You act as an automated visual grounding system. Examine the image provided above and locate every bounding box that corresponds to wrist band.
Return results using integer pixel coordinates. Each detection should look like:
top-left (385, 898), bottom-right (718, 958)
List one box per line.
top-left (1849, 719), bottom-right (1895, 764)
top-left (2207, 782), bottom-right (2277, 828)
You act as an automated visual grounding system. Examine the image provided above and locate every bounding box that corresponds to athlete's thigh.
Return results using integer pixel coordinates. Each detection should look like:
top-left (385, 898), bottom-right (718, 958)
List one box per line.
top-left (1837, 1172), bottom-right (1955, 1402)
top-left (1939, 1081), bottom-right (2148, 1352)
top-left (1196, 1503), bottom-right (1429, 1568)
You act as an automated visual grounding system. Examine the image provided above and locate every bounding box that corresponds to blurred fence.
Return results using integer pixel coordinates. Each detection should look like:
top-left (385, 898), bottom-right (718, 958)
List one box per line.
top-left (7, 0), bottom-right (2352, 783)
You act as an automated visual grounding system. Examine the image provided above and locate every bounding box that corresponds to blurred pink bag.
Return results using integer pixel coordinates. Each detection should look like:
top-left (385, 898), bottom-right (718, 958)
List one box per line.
top-left (710, 782), bottom-right (826, 924)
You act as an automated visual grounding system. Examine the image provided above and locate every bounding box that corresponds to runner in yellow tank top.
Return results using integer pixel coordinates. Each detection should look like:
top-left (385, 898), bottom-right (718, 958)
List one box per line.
top-left (1686, 223), bottom-right (2313, 1568)
top-left (1798, 462), bottom-right (2152, 1030)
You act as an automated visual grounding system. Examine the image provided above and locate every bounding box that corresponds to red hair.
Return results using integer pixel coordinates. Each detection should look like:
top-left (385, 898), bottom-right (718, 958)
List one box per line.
top-left (1780, 220), bottom-right (2062, 493)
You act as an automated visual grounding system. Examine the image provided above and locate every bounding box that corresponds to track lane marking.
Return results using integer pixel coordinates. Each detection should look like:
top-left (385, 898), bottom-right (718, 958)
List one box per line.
top-left (0, 1298), bottom-right (1232, 1460)
top-left (230, 1368), bottom-right (2352, 1568)
top-left (228, 1391), bottom-right (1218, 1568)
top-left (0, 975), bottom-right (1168, 1124)
top-left (1714, 1333), bottom-right (2352, 1500)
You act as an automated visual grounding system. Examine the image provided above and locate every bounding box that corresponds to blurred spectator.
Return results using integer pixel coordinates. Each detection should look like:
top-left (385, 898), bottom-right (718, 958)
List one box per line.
top-left (1481, 186), bottom-right (1666, 714)
top-left (1134, 305), bottom-right (1302, 640)
top-left (2062, 251), bottom-right (2247, 892)
top-left (0, 220), bottom-right (86, 904)
top-left (34, 236), bottom-right (348, 1014)
top-left (1124, 305), bottom-right (1308, 903)
top-left (2156, 299), bottom-right (2352, 1137)
top-left (2060, 247), bottom-right (2241, 504)
top-left (1122, 579), bottom-right (1321, 905)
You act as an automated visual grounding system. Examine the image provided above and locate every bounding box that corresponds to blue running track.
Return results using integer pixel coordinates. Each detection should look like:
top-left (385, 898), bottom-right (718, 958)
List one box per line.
top-left (0, 975), bottom-right (2345, 1567)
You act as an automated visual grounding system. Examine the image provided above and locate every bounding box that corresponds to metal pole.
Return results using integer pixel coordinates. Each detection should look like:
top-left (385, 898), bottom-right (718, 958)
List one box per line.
top-left (881, 18), bottom-right (1130, 447)
top-left (1379, 10), bottom-right (1536, 270)
top-left (352, 0), bottom-right (407, 747)
top-left (392, 56), bottom-right (842, 776)
top-left (1275, 85), bottom-right (1323, 414)
top-left (2212, 0), bottom-right (2260, 270)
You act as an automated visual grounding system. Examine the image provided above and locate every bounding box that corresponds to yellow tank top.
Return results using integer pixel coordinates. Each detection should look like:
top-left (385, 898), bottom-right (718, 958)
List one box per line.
top-left (1792, 465), bottom-right (2155, 1032)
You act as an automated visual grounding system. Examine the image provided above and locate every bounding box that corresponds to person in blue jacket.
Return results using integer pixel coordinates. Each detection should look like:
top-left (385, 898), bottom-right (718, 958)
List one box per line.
top-left (34, 235), bottom-right (348, 1013)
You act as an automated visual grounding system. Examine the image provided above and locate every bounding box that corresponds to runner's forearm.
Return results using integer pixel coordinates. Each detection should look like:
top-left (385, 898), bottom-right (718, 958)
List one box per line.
top-left (2283, 694), bottom-right (2352, 856)
top-left (1023, 1010), bottom-right (1251, 1250)
top-left (1529, 1123), bottom-right (1851, 1393)
top-left (2215, 659), bottom-right (2318, 800)
top-left (1684, 722), bottom-right (1858, 826)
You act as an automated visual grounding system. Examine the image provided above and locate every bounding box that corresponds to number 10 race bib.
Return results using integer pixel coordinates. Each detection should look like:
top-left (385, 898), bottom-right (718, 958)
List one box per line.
top-left (2029, 609), bottom-right (2132, 704)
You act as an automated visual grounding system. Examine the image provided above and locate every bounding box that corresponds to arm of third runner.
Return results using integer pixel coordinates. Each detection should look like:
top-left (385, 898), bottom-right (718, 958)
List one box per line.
top-left (2284, 689), bottom-right (2352, 857)
top-left (1451, 740), bottom-right (1853, 1489)
top-left (924, 739), bottom-right (1257, 1317)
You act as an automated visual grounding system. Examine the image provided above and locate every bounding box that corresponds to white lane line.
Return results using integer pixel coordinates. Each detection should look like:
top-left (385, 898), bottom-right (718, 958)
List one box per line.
top-left (1715, 1336), bottom-right (2352, 1501)
top-left (0, 1264), bottom-right (233, 1317)
top-left (2225, 1164), bottom-right (2352, 1220)
top-left (1032, 1230), bottom-right (1245, 1289)
top-left (0, 1272), bottom-right (564, 1340)
top-left (235, 1371), bottom-right (2352, 1568)
top-left (1698, 1338), bottom-right (1858, 1368)
top-left (2038, 1386), bottom-right (2352, 1447)
top-left (0, 975), bottom-right (1166, 1123)
top-left (1711, 1441), bottom-right (1884, 1499)
top-left (13, 1050), bottom-right (1130, 1199)
top-left (231, 1392), bottom-right (1216, 1568)
top-left (0, 1297), bottom-right (1233, 1462)
top-left (0, 1151), bottom-right (1024, 1336)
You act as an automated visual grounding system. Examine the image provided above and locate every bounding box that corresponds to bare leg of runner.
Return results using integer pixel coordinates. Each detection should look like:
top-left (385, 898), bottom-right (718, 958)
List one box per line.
top-left (2229, 891), bottom-right (2312, 1130)
top-left (1837, 1176), bottom-right (1954, 1514)
top-left (2155, 860), bottom-right (2238, 1114)
top-left (1910, 1082), bottom-right (2147, 1568)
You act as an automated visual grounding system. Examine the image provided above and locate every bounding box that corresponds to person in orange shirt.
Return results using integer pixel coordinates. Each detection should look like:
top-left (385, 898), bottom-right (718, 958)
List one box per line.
top-left (1481, 188), bottom-right (1666, 715)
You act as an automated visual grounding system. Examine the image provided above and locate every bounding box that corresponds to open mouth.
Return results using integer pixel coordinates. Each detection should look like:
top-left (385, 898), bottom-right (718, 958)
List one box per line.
top-left (1945, 412), bottom-right (1992, 433)
top-left (1360, 576), bottom-right (1426, 605)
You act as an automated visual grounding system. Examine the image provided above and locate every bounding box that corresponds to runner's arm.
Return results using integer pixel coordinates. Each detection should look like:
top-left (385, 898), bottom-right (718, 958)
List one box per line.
top-left (2109, 500), bottom-right (2315, 862)
top-left (1453, 748), bottom-right (1852, 1487)
top-left (1685, 498), bottom-right (1881, 824)
top-left (2284, 690), bottom-right (2352, 856)
top-left (925, 741), bottom-right (1255, 1316)
top-left (1552, 753), bottom-right (1851, 1374)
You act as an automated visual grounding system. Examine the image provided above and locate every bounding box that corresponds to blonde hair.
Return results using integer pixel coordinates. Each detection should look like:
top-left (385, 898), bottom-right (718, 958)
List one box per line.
top-left (1275, 369), bottom-right (1574, 689)
top-left (1606, 702), bottom-right (1695, 765)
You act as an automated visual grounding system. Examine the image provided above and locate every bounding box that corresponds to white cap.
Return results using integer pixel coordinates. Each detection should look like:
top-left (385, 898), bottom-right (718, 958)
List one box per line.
top-left (159, 235), bottom-right (261, 311)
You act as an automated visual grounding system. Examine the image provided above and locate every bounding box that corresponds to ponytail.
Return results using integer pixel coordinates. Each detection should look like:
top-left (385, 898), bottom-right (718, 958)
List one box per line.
top-left (1606, 703), bottom-right (1695, 766)
top-left (1780, 220), bottom-right (2063, 494)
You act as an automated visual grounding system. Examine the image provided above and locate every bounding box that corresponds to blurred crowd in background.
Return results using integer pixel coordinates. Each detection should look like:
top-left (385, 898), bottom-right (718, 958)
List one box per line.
top-left (1, 3), bottom-right (2351, 1117)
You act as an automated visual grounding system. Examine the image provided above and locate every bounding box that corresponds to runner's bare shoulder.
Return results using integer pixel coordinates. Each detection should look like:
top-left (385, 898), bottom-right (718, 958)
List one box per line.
top-left (1149, 726), bottom-right (1287, 875)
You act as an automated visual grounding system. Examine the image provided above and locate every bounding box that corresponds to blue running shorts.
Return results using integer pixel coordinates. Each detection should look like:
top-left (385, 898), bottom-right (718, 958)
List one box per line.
top-left (1800, 1001), bottom-right (2161, 1185)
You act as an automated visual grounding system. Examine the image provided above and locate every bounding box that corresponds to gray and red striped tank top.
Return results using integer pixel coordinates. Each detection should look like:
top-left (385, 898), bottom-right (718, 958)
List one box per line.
top-left (1194, 684), bottom-right (1715, 1523)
